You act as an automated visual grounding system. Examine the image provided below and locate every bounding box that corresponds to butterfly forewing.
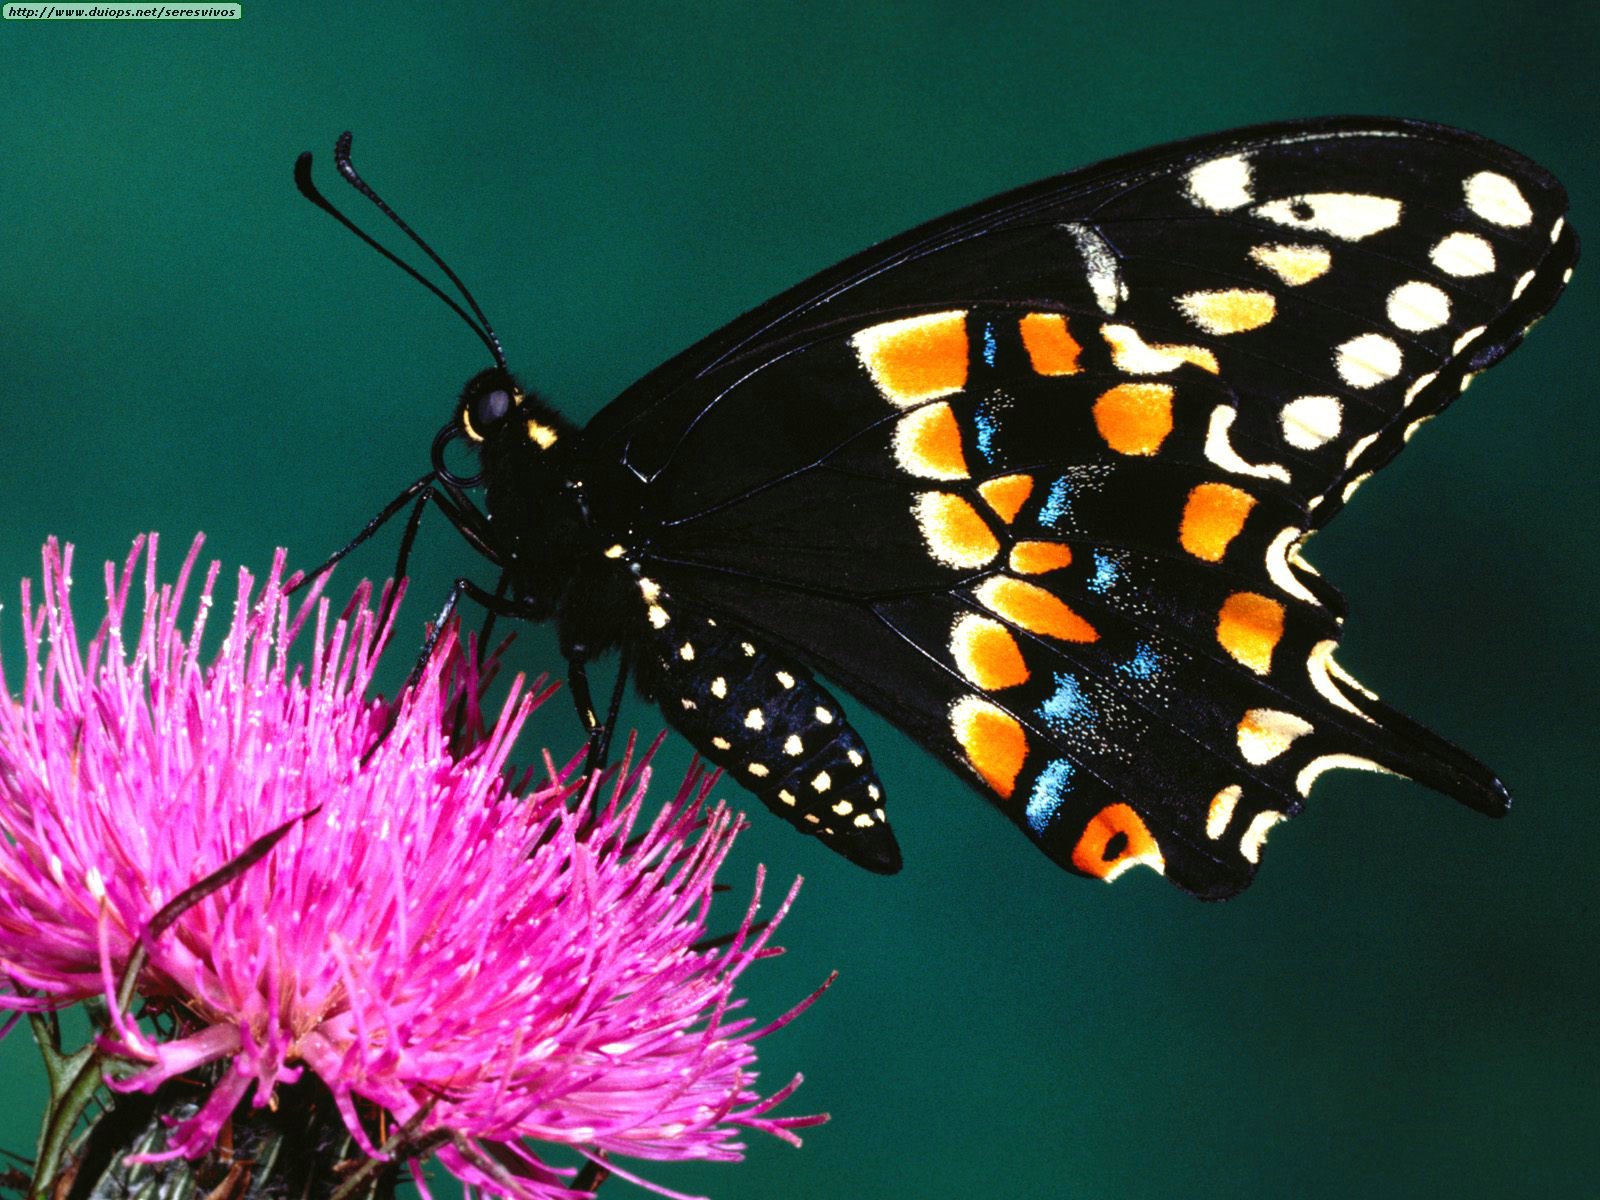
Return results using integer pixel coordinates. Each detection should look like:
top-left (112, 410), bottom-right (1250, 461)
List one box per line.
top-left (576, 118), bottom-right (1574, 897)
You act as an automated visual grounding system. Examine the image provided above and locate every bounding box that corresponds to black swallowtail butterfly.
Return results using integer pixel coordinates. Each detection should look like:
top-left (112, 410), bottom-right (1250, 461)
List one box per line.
top-left (297, 116), bottom-right (1576, 900)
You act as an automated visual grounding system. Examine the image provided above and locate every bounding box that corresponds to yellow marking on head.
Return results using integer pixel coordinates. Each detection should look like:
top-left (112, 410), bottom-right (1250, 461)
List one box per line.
top-left (1177, 289), bottom-right (1276, 334)
top-left (1019, 312), bottom-right (1082, 375)
top-left (913, 492), bottom-right (1001, 570)
top-left (974, 576), bottom-right (1098, 643)
top-left (1249, 243), bottom-right (1331, 286)
top-left (1206, 785), bottom-right (1242, 840)
top-left (893, 402), bottom-right (970, 480)
top-left (1093, 383), bottom-right (1175, 456)
top-left (460, 408), bottom-right (484, 442)
top-left (950, 613), bottom-right (1030, 690)
top-left (1236, 708), bottom-right (1313, 765)
top-left (1101, 325), bottom-right (1219, 375)
top-left (852, 310), bottom-right (970, 406)
top-left (1009, 541), bottom-right (1072, 575)
top-left (526, 419), bottom-right (559, 449)
top-left (1071, 803), bottom-right (1165, 882)
top-left (1179, 482), bottom-right (1257, 562)
top-left (603, 543), bottom-right (625, 559)
top-left (977, 474), bottom-right (1033, 524)
top-left (949, 696), bottom-right (1028, 799)
top-left (1216, 592), bottom-right (1285, 675)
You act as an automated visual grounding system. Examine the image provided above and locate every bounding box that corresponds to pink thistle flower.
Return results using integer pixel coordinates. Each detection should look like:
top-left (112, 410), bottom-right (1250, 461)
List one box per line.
top-left (0, 535), bottom-right (826, 1199)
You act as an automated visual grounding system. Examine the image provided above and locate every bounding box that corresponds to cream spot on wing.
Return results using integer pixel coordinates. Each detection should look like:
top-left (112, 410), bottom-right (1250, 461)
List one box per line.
top-left (1404, 372), bottom-right (1437, 407)
top-left (1239, 811), bottom-right (1285, 864)
top-left (1249, 243), bottom-right (1331, 285)
top-left (784, 735), bottom-right (804, 756)
top-left (1344, 431), bottom-right (1378, 469)
top-left (1430, 231), bottom-right (1495, 277)
top-left (1341, 471), bottom-right (1372, 502)
top-left (815, 706), bottom-right (834, 724)
top-left (1206, 406), bottom-right (1293, 483)
top-left (848, 749), bottom-right (864, 766)
top-left (1237, 709), bottom-right (1314, 765)
top-left (745, 708), bottom-right (765, 731)
top-left (1511, 270), bottom-right (1534, 300)
top-left (1206, 785), bottom-right (1242, 840)
top-left (1266, 527), bottom-right (1319, 605)
top-left (1465, 171), bottom-right (1532, 227)
top-left (1254, 193), bottom-right (1401, 240)
top-left (1306, 640), bottom-right (1373, 721)
top-left (1176, 289), bottom-right (1276, 334)
top-left (710, 676), bottom-right (727, 699)
top-left (812, 771), bottom-right (833, 793)
top-left (1335, 333), bottom-right (1402, 388)
top-left (1279, 395), bottom-right (1341, 450)
top-left (1185, 154), bottom-right (1253, 211)
top-left (678, 642), bottom-right (695, 661)
top-left (1453, 325), bottom-right (1486, 355)
top-left (1296, 753), bottom-right (1396, 796)
top-left (1386, 281), bottom-right (1450, 332)
top-left (1101, 324), bottom-right (1219, 374)
top-left (775, 671), bottom-right (795, 689)
top-left (1061, 222), bottom-right (1128, 314)
top-left (647, 605), bottom-right (669, 629)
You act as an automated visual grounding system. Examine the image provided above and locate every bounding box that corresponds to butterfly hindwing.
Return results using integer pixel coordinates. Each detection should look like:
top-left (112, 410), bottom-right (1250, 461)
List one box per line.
top-left (576, 118), bottom-right (1574, 896)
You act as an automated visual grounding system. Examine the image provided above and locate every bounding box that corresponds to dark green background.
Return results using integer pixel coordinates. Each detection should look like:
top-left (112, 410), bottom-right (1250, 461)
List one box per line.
top-left (3, 4), bottom-right (1596, 1198)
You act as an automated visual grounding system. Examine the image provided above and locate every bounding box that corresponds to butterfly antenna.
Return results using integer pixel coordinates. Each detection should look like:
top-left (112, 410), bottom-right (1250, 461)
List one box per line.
top-left (294, 138), bottom-right (507, 369)
top-left (331, 132), bottom-right (508, 370)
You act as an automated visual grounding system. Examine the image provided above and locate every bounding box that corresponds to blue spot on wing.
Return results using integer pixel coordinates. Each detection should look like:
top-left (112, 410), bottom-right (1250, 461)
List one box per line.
top-left (1027, 759), bottom-right (1075, 832)
top-left (1039, 671), bottom-right (1091, 734)
top-left (982, 322), bottom-right (997, 367)
top-left (1118, 643), bottom-right (1162, 681)
top-left (1087, 552), bottom-right (1119, 594)
top-left (1039, 476), bottom-right (1072, 527)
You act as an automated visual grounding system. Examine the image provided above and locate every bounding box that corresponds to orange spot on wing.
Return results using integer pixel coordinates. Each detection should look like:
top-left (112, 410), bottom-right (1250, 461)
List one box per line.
top-left (1009, 541), bottom-right (1072, 574)
top-left (914, 493), bottom-right (1001, 569)
top-left (1071, 803), bottom-right (1165, 881)
top-left (1093, 383), bottom-right (1174, 455)
top-left (951, 614), bottom-right (1030, 690)
top-left (950, 696), bottom-right (1029, 798)
top-left (975, 576), bottom-right (1098, 643)
top-left (977, 474), bottom-right (1033, 523)
top-left (1216, 592), bottom-right (1286, 675)
top-left (853, 311), bottom-right (970, 406)
top-left (1019, 312), bottom-right (1082, 375)
top-left (894, 402), bottom-right (969, 480)
top-left (1179, 482), bottom-right (1257, 562)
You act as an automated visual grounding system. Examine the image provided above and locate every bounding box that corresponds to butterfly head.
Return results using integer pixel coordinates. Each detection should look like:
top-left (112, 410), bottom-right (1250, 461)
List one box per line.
top-left (434, 367), bottom-right (572, 486)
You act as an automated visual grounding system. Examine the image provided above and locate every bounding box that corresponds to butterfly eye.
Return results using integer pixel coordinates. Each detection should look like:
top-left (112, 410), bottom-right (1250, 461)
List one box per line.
top-left (472, 388), bottom-right (513, 433)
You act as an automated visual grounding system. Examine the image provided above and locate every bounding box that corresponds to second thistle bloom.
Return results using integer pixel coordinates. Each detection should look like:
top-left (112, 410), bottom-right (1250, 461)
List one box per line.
top-left (0, 535), bottom-right (824, 1198)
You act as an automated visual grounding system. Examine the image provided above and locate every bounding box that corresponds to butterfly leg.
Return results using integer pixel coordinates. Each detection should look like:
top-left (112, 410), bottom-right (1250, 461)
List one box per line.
top-left (567, 647), bottom-right (632, 774)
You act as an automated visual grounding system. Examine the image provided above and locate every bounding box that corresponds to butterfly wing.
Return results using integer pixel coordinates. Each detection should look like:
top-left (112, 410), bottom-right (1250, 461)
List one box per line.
top-left (579, 117), bottom-right (1575, 898)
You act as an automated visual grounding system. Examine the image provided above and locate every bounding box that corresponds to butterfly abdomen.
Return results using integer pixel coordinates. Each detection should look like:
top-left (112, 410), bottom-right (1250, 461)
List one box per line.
top-left (631, 589), bottom-right (902, 874)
